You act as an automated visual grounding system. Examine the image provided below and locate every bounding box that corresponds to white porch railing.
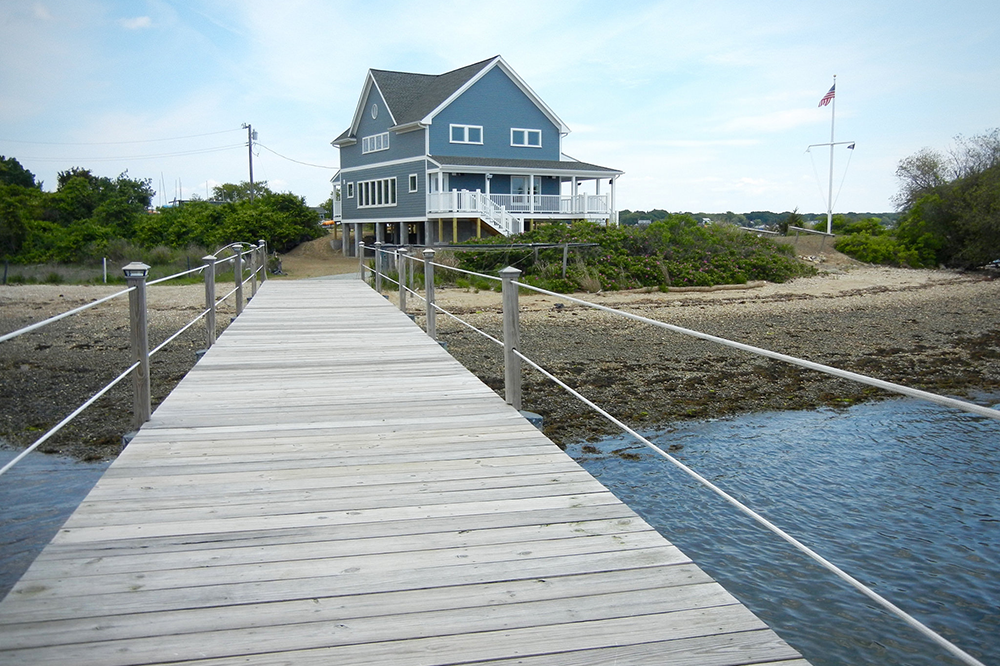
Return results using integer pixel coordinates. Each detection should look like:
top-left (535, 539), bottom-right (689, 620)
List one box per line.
top-left (426, 190), bottom-right (517, 235)
top-left (333, 199), bottom-right (342, 220)
top-left (488, 193), bottom-right (609, 216)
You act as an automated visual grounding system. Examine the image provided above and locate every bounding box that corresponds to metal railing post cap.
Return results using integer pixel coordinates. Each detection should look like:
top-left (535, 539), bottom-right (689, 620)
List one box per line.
top-left (202, 255), bottom-right (216, 263)
top-left (122, 262), bottom-right (150, 278)
top-left (500, 266), bottom-right (521, 278)
top-left (423, 248), bottom-right (435, 259)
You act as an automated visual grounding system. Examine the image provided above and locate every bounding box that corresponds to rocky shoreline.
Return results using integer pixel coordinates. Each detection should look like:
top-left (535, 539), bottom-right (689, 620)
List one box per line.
top-left (431, 267), bottom-right (1000, 446)
top-left (1, 266), bottom-right (998, 461)
top-left (0, 284), bottom-right (235, 461)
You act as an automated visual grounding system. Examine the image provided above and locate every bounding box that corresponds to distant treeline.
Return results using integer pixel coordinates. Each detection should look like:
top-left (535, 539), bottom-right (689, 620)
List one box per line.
top-left (0, 157), bottom-right (323, 265)
top-left (619, 209), bottom-right (901, 229)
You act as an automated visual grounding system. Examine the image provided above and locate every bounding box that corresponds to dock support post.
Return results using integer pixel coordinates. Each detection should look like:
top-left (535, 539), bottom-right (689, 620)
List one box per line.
top-left (500, 266), bottom-right (522, 411)
top-left (258, 240), bottom-right (267, 282)
top-left (374, 242), bottom-right (383, 293)
top-left (203, 255), bottom-right (217, 349)
top-left (358, 242), bottom-right (366, 282)
top-left (124, 262), bottom-right (151, 430)
top-left (398, 247), bottom-right (408, 313)
top-left (423, 248), bottom-right (436, 340)
top-left (234, 248), bottom-right (244, 316)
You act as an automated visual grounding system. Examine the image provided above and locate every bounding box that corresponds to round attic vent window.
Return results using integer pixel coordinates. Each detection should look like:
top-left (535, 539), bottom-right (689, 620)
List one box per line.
top-left (371, 103), bottom-right (378, 119)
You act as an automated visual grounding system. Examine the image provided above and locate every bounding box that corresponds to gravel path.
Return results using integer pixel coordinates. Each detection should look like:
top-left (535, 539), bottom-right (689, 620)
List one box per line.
top-left (2, 266), bottom-right (998, 460)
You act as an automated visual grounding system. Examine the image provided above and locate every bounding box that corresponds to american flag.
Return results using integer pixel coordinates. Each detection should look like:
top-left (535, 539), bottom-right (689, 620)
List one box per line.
top-left (819, 84), bottom-right (836, 107)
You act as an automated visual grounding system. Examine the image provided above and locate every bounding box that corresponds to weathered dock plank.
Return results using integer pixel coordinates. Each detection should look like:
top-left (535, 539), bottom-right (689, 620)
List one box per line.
top-left (0, 279), bottom-right (805, 665)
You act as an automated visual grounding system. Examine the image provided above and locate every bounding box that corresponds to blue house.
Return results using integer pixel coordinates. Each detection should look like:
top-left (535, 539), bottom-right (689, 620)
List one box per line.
top-left (331, 56), bottom-right (622, 255)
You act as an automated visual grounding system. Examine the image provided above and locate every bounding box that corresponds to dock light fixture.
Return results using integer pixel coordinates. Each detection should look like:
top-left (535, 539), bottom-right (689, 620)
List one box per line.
top-left (122, 262), bottom-right (150, 279)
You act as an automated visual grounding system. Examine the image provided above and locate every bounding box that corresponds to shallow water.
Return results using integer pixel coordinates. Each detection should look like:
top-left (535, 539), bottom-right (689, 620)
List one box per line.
top-left (0, 446), bottom-right (110, 600)
top-left (566, 396), bottom-right (1000, 666)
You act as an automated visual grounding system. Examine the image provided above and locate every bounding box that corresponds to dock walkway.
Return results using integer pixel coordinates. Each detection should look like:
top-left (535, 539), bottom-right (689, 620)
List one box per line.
top-left (0, 279), bottom-right (807, 665)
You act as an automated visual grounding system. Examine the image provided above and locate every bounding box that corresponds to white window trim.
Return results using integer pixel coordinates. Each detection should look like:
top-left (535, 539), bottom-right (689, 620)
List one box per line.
top-left (511, 128), bottom-right (542, 148)
top-left (346, 182), bottom-right (354, 198)
top-left (408, 174), bottom-right (418, 193)
top-left (361, 132), bottom-right (390, 154)
top-left (449, 124), bottom-right (483, 145)
top-left (357, 177), bottom-right (397, 209)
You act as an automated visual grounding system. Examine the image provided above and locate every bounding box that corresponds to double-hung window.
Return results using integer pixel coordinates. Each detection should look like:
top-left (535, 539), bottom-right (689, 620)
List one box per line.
top-left (511, 128), bottom-right (542, 148)
top-left (361, 132), bottom-right (389, 154)
top-left (357, 177), bottom-right (397, 208)
top-left (450, 124), bottom-right (483, 144)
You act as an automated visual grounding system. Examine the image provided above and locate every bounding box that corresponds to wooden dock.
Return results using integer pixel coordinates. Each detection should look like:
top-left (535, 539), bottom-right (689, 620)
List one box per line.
top-left (0, 278), bottom-right (807, 665)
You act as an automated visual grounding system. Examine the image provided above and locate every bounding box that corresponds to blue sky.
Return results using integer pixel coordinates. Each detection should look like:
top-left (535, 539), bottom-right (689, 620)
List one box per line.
top-left (2, 0), bottom-right (998, 214)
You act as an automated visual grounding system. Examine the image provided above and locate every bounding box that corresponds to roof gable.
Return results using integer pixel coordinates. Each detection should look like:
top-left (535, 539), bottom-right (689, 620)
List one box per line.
top-left (335, 56), bottom-right (570, 144)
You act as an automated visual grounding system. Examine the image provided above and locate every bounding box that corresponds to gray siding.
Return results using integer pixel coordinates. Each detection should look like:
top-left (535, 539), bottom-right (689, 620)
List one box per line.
top-left (429, 67), bottom-right (560, 161)
top-left (343, 85), bottom-right (425, 169)
top-left (342, 159), bottom-right (426, 221)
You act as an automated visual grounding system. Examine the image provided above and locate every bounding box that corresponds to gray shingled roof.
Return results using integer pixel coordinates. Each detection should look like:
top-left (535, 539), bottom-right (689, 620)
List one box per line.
top-left (431, 155), bottom-right (622, 175)
top-left (371, 57), bottom-right (495, 126)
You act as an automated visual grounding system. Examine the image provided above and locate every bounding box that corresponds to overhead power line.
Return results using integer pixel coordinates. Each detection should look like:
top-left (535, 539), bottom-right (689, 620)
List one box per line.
top-left (256, 143), bottom-right (338, 169)
top-left (0, 128), bottom-right (244, 147)
top-left (16, 144), bottom-right (245, 163)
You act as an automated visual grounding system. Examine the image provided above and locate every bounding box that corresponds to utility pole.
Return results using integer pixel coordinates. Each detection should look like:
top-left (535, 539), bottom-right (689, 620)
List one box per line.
top-left (242, 123), bottom-right (256, 202)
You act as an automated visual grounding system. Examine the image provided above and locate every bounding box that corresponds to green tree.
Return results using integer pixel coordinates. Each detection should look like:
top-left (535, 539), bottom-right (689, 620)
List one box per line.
top-left (0, 156), bottom-right (39, 189)
top-left (0, 191), bottom-right (28, 258)
top-left (212, 180), bottom-right (270, 202)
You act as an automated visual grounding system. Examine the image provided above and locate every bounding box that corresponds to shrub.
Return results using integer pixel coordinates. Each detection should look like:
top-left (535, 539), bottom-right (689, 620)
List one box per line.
top-left (452, 218), bottom-right (814, 293)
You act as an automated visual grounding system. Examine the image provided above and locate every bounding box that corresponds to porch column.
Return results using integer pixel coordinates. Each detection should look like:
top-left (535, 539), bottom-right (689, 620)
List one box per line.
top-left (424, 219), bottom-right (433, 246)
top-left (529, 175), bottom-right (535, 215)
top-left (354, 223), bottom-right (362, 257)
top-left (610, 177), bottom-right (617, 225)
top-left (342, 223), bottom-right (350, 257)
top-left (376, 222), bottom-right (385, 245)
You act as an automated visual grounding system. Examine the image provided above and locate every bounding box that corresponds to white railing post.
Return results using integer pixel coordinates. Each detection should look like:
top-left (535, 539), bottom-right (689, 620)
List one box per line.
top-left (358, 241), bottom-right (366, 282)
top-left (258, 240), bottom-right (267, 282)
top-left (203, 255), bottom-right (217, 349)
top-left (500, 266), bottom-right (522, 411)
top-left (398, 247), bottom-right (408, 313)
top-left (423, 248), bottom-right (436, 340)
top-left (123, 262), bottom-right (151, 430)
top-left (234, 248), bottom-right (244, 316)
top-left (374, 242), bottom-right (383, 293)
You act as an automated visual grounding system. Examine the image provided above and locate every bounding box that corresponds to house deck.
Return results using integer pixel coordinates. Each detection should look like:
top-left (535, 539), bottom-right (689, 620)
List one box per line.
top-left (0, 278), bottom-right (807, 665)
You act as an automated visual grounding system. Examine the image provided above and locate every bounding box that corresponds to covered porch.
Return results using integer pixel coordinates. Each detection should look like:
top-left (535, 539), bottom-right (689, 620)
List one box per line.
top-left (426, 155), bottom-right (622, 233)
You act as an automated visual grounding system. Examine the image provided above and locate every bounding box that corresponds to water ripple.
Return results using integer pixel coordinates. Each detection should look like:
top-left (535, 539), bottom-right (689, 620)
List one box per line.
top-left (567, 395), bottom-right (1000, 666)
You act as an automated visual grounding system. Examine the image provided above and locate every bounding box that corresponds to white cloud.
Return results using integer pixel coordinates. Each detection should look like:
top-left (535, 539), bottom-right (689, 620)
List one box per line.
top-left (119, 16), bottom-right (152, 30)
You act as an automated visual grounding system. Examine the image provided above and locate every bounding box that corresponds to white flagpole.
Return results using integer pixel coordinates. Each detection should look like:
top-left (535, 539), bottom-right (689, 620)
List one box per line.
top-left (827, 74), bottom-right (836, 235)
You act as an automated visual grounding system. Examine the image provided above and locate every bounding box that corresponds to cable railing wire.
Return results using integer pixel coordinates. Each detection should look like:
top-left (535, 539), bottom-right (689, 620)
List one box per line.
top-left (0, 361), bottom-right (140, 478)
top-left (512, 279), bottom-right (1000, 422)
top-left (365, 255), bottom-right (992, 666)
top-left (509, 345), bottom-right (987, 666)
top-left (2, 240), bottom-right (268, 477)
top-left (0, 287), bottom-right (135, 345)
top-left (149, 308), bottom-right (211, 358)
